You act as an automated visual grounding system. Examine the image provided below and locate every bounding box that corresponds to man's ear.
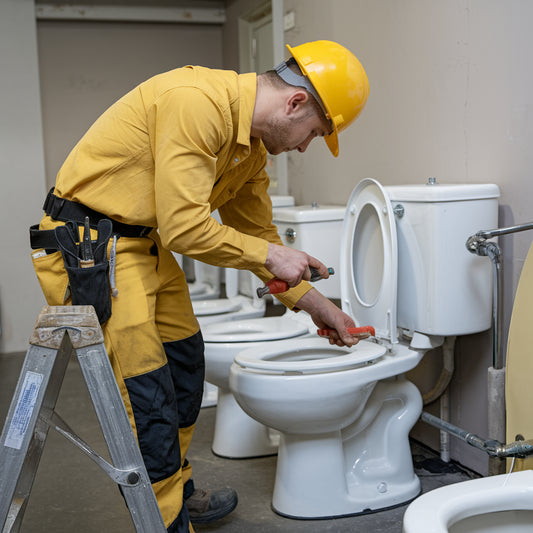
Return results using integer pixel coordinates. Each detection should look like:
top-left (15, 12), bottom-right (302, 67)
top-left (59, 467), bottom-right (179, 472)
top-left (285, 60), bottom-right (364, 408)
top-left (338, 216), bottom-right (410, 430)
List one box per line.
top-left (286, 89), bottom-right (309, 116)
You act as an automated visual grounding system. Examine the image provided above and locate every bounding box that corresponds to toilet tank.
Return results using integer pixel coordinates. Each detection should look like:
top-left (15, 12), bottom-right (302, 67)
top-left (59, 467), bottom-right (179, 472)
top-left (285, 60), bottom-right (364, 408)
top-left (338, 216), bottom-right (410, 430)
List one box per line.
top-left (272, 204), bottom-right (345, 298)
top-left (386, 182), bottom-right (500, 336)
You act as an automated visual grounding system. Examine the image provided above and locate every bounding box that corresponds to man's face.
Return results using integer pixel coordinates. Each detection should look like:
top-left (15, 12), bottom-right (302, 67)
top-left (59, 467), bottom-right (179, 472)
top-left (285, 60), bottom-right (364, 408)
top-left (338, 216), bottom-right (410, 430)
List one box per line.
top-left (261, 102), bottom-right (332, 156)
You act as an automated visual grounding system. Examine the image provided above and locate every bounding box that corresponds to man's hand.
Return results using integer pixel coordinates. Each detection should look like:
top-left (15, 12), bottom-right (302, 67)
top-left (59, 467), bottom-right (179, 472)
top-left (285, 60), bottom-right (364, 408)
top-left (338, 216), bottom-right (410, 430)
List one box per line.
top-left (265, 243), bottom-right (330, 286)
top-left (295, 288), bottom-right (361, 347)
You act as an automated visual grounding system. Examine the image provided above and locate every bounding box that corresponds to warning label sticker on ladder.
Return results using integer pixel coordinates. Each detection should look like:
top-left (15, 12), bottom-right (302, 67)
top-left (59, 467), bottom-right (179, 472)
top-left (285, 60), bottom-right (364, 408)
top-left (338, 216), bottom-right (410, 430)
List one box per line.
top-left (4, 371), bottom-right (43, 450)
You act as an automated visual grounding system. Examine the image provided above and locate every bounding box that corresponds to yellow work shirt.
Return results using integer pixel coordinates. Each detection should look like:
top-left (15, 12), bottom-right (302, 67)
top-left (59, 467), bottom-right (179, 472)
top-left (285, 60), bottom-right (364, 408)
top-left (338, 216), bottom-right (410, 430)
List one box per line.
top-left (53, 65), bottom-right (311, 308)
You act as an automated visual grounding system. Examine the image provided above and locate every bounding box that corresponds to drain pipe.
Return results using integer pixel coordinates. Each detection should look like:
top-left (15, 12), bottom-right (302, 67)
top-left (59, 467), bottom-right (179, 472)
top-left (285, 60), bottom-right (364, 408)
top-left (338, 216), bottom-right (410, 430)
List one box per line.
top-left (422, 336), bottom-right (456, 463)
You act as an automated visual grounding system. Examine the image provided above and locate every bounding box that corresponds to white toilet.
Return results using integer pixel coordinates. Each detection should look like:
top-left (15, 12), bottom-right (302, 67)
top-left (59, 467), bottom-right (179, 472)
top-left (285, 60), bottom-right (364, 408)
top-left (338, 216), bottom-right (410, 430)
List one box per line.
top-left (402, 470), bottom-right (533, 533)
top-left (201, 203), bottom-right (345, 458)
top-left (229, 178), bottom-right (500, 519)
top-left (272, 203), bottom-right (347, 298)
top-left (194, 270), bottom-right (267, 408)
top-left (191, 195), bottom-right (295, 316)
top-left (186, 260), bottom-right (221, 300)
top-left (182, 196), bottom-right (296, 408)
top-left (193, 269), bottom-right (266, 326)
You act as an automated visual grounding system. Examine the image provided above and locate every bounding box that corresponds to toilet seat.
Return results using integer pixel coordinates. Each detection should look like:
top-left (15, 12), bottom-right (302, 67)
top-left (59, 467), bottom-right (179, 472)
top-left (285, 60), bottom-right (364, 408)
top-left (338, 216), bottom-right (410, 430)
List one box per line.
top-left (234, 337), bottom-right (386, 375)
top-left (340, 178), bottom-right (398, 344)
top-left (202, 316), bottom-right (310, 343)
top-left (193, 298), bottom-right (242, 316)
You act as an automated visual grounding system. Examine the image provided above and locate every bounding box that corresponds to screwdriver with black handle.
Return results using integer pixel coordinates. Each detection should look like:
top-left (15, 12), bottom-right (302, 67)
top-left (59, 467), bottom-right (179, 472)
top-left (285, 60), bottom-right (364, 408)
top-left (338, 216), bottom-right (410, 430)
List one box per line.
top-left (256, 267), bottom-right (335, 298)
top-left (79, 216), bottom-right (95, 268)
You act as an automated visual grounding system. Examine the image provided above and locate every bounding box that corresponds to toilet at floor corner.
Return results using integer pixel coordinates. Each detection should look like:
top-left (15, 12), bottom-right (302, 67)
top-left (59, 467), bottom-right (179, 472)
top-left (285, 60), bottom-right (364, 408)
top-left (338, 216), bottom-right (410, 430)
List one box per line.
top-left (229, 178), bottom-right (500, 519)
top-left (201, 202), bottom-right (346, 458)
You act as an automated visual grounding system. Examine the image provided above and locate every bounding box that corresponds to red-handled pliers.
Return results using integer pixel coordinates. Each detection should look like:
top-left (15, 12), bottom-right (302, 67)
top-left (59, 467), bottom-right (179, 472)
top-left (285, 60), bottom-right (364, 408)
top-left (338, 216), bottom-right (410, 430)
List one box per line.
top-left (317, 326), bottom-right (376, 339)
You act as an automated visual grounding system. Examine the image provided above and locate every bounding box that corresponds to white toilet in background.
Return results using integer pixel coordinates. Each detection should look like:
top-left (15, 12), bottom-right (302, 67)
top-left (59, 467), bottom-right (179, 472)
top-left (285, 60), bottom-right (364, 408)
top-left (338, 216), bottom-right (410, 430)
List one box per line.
top-left (272, 203), bottom-right (347, 298)
top-left (174, 255), bottom-right (221, 301)
top-left (193, 269), bottom-right (265, 326)
top-left (402, 470), bottom-right (533, 533)
top-left (202, 203), bottom-right (346, 458)
top-left (195, 270), bottom-right (266, 408)
top-left (177, 196), bottom-right (296, 408)
top-left (192, 194), bottom-right (295, 314)
top-left (229, 179), bottom-right (499, 519)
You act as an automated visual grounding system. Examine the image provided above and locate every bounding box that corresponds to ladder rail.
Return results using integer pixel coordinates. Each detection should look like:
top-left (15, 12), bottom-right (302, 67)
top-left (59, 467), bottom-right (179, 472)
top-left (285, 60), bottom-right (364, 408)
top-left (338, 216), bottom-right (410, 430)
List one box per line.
top-left (0, 306), bottom-right (167, 533)
top-left (0, 339), bottom-right (71, 532)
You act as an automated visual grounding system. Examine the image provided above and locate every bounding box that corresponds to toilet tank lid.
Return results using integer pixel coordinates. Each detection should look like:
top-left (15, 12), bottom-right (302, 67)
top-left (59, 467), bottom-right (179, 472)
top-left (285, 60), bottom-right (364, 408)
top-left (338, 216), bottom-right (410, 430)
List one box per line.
top-left (272, 204), bottom-right (345, 223)
top-left (384, 183), bottom-right (500, 202)
top-left (270, 195), bottom-right (295, 207)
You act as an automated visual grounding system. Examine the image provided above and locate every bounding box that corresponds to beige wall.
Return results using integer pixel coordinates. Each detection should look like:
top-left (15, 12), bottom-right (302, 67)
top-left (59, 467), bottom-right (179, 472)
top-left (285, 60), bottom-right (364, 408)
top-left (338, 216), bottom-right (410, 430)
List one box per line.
top-left (0, 0), bottom-right (47, 354)
top-left (38, 20), bottom-right (223, 188)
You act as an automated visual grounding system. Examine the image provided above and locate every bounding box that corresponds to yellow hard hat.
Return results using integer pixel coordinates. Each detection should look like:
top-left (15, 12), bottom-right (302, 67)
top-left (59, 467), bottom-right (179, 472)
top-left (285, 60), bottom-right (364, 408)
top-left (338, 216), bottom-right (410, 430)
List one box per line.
top-left (283, 40), bottom-right (369, 157)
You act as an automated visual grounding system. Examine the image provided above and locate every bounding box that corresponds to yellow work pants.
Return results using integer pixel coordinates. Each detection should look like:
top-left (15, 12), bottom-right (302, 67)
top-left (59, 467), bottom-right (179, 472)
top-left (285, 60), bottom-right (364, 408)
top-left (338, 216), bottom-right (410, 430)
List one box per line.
top-left (31, 216), bottom-right (202, 533)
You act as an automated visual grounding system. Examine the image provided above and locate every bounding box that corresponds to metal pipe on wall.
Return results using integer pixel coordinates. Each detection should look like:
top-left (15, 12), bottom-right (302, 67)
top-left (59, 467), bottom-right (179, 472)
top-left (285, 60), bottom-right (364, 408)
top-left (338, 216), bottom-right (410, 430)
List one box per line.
top-left (431, 221), bottom-right (533, 474)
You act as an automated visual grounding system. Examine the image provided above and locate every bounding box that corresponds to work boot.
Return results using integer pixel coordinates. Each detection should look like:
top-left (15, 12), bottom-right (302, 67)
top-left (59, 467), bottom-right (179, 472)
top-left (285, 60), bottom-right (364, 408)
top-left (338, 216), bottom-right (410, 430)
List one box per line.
top-left (186, 487), bottom-right (238, 524)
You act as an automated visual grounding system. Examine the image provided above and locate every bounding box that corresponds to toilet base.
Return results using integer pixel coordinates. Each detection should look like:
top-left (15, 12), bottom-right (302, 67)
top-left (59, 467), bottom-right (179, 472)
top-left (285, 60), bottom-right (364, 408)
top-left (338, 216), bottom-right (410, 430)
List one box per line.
top-left (212, 389), bottom-right (279, 459)
top-left (200, 381), bottom-right (218, 408)
top-left (271, 378), bottom-right (423, 519)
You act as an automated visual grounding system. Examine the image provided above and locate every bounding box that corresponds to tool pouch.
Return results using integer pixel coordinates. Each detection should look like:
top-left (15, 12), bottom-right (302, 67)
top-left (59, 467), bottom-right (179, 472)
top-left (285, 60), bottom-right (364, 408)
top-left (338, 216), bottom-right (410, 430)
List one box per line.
top-left (63, 262), bottom-right (112, 324)
top-left (54, 219), bottom-right (113, 324)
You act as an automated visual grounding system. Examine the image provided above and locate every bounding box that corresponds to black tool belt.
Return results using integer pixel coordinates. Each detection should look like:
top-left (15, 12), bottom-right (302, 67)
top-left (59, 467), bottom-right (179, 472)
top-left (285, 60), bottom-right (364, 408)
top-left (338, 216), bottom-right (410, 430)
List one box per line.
top-left (30, 187), bottom-right (153, 251)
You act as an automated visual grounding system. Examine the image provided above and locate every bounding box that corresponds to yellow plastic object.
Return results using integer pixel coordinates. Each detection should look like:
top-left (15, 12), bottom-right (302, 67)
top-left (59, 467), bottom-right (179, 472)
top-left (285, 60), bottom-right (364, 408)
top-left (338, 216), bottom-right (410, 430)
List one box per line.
top-left (506, 241), bottom-right (533, 471)
top-left (287, 40), bottom-right (369, 157)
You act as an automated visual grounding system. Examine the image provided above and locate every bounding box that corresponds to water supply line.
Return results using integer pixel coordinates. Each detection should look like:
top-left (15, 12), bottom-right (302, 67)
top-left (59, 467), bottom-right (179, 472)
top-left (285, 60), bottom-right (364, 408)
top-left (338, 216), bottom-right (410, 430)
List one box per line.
top-left (421, 411), bottom-right (533, 459)
top-left (421, 221), bottom-right (533, 473)
top-left (465, 223), bottom-right (533, 360)
top-left (465, 221), bottom-right (533, 367)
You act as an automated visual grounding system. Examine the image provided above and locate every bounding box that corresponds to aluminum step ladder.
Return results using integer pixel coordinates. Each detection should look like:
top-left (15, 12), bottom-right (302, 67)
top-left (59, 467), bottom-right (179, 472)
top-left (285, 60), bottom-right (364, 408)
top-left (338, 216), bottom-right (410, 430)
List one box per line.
top-left (0, 306), bottom-right (166, 532)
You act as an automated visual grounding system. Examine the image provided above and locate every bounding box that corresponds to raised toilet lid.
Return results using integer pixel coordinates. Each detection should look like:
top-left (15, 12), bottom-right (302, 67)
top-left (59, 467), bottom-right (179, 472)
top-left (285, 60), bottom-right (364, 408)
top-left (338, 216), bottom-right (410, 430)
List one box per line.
top-left (235, 337), bottom-right (386, 374)
top-left (192, 299), bottom-right (242, 316)
top-left (340, 178), bottom-right (398, 344)
top-left (202, 316), bottom-right (310, 343)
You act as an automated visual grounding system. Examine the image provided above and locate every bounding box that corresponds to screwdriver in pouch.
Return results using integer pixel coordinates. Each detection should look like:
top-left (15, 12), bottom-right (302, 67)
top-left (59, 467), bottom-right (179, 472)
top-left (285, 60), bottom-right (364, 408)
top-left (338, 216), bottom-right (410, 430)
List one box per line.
top-left (256, 267), bottom-right (335, 298)
top-left (79, 216), bottom-right (95, 268)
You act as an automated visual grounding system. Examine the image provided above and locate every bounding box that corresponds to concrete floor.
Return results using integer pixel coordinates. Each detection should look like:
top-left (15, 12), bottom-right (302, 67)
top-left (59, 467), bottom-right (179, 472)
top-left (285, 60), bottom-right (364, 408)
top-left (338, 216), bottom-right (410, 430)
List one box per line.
top-left (0, 350), bottom-right (478, 532)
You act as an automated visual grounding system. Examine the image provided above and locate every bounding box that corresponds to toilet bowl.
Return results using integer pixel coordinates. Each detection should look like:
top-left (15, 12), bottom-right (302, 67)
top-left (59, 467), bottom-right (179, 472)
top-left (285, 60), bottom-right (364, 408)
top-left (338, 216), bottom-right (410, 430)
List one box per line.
top-left (229, 178), bottom-right (500, 519)
top-left (193, 197), bottom-right (295, 408)
top-left (195, 270), bottom-right (266, 408)
top-left (231, 337), bottom-right (429, 518)
top-left (193, 269), bottom-right (266, 326)
top-left (202, 310), bottom-right (315, 458)
top-left (171, 254), bottom-right (222, 300)
top-left (200, 202), bottom-right (345, 456)
top-left (402, 470), bottom-right (533, 533)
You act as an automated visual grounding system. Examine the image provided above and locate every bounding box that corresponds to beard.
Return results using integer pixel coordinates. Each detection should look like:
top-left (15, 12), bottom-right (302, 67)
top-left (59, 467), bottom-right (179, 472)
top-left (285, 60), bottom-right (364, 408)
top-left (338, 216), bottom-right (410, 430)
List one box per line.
top-left (260, 115), bottom-right (292, 155)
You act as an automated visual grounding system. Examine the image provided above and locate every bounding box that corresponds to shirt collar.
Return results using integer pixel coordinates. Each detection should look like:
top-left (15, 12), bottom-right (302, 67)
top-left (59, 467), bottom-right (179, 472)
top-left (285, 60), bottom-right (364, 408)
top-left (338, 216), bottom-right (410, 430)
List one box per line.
top-left (236, 72), bottom-right (257, 149)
